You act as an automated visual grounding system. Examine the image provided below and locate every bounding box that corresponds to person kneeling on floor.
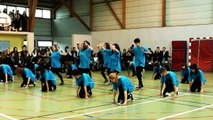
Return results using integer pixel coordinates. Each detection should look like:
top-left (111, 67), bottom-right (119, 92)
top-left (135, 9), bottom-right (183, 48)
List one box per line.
top-left (73, 69), bottom-right (94, 99)
top-left (109, 73), bottom-right (134, 106)
top-left (36, 63), bottom-right (57, 92)
top-left (188, 63), bottom-right (206, 94)
top-left (16, 67), bottom-right (36, 88)
top-left (159, 67), bottom-right (179, 98)
top-left (0, 64), bottom-right (14, 83)
top-left (180, 64), bottom-right (190, 84)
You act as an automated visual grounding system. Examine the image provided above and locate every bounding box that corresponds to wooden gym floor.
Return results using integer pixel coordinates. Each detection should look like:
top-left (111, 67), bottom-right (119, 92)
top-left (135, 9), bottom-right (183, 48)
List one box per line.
top-left (0, 71), bottom-right (212, 120)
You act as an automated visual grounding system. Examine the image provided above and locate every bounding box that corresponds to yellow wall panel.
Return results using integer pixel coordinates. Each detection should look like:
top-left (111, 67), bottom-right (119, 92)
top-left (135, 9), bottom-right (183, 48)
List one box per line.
top-left (0, 34), bottom-right (24, 51)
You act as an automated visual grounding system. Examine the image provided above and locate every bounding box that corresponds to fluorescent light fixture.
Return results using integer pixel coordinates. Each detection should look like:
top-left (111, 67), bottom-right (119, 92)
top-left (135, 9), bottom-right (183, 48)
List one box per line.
top-left (38, 41), bottom-right (52, 47)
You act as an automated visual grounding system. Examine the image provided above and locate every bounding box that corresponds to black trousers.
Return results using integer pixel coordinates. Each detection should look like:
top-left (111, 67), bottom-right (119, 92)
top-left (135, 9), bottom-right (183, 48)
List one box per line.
top-left (51, 68), bottom-right (64, 83)
top-left (129, 65), bottom-right (135, 77)
top-left (190, 78), bottom-right (201, 92)
top-left (21, 76), bottom-right (34, 87)
top-left (136, 66), bottom-right (144, 88)
top-left (154, 72), bottom-right (161, 80)
top-left (79, 81), bottom-right (92, 98)
top-left (42, 80), bottom-right (57, 92)
top-left (181, 75), bottom-right (189, 84)
top-left (101, 67), bottom-right (109, 81)
top-left (79, 68), bottom-right (92, 77)
top-left (117, 85), bottom-right (131, 103)
top-left (163, 79), bottom-right (174, 97)
top-left (0, 69), bottom-right (12, 82)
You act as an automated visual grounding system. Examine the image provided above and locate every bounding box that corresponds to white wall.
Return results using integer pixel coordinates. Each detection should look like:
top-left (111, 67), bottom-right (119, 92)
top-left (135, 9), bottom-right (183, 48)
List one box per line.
top-left (166, 0), bottom-right (213, 26)
top-left (72, 34), bottom-right (92, 51)
top-left (91, 24), bottom-right (213, 53)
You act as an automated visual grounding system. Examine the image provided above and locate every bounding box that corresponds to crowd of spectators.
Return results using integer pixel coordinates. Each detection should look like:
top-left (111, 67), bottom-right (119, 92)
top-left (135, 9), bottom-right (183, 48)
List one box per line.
top-left (0, 8), bottom-right (27, 31)
top-left (0, 45), bottom-right (170, 76)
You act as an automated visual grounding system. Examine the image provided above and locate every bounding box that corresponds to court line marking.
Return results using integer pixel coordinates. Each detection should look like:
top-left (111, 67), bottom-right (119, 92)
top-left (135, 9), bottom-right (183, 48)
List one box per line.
top-left (146, 87), bottom-right (213, 97)
top-left (0, 113), bottom-right (17, 120)
top-left (193, 94), bottom-right (213, 98)
top-left (54, 93), bottom-right (190, 120)
top-left (157, 104), bottom-right (213, 120)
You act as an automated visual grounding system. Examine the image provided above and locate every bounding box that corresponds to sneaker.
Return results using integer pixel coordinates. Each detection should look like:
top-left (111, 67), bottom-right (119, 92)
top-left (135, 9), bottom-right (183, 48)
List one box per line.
top-left (130, 94), bottom-right (134, 101)
top-left (103, 80), bottom-right (108, 84)
top-left (117, 100), bottom-right (123, 105)
top-left (164, 92), bottom-right (171, 97)
top-left (127, 94), bottom-right (134, 101)
top-left (54, 86), bottom-right (57, 91)
top-left (60, 82), bottom-right (64, 85)
top-left (104, 81), bottom-right (110, 86)
top-left (12, 76), bottom-right (14, 82)
top-left (135, 86), bottom-right (142, 90)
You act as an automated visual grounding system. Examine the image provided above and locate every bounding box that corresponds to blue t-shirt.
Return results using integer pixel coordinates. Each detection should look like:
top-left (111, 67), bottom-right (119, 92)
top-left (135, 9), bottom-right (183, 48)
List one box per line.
top-left (39, 70), bottom-right (57, 85)
top-left (189, 70), bottom-right (206, 85)
top-left (180, 67), bottom-right (190, 78)
top-left (153, 65), bottom-right (162, 74)
top-left (45, 70), bottom-right (57, 85)
top-left (51, 52), bottom-right (61, 68)
top-left (79, 48), bottom-right (92, 69)
top-left (132, 46), bottom-right (149, 67)
top-left (1, 64), bottom-right (13, 76)
top-left (112, 76), bottom-right (134, 93)
top-left (105, 49), bottom-right (121, 73)
top-left (76, 73), bottom-right (94, 89)
top-left (160, 71), bottom-right (179, 87)
top-left (130, 61), bottom-right (136, 69)
top-left (34, 64), bottom-right (39, 72)
top-left (24, 68), bottom-right (36, 82)
top-left (100, 50), bottom-right (110, 68)
top-left (71, 64), bottom-right (77, 71)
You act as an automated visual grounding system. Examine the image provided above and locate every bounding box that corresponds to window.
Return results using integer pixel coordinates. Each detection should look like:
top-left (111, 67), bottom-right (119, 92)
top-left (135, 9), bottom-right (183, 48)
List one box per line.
top-left (43, 10), bottom-right (51, 19)
top-left (7, 6), bottom-right (16, 14)
top-left (35, 9), bottom-right (42, 18)
top-left (0, 5), bottom-right (6, 13)
top-left (37, 41), bottom-right (52, 47)
top-left (23, 41), bottom-right (27, 46)
top-left (26, 8), bottom-right (29, 16)
top-left (17, 7), bottom-right (26, 15)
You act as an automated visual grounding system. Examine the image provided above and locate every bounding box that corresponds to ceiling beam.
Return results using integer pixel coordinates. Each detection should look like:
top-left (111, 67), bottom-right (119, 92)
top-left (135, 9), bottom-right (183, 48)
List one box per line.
top-left (162, 0), bottom-right (166, 27)
top-left (28, 0), bottom-right (38, 32)
top-left (90, 0), bottom-right (93, 31)
top-left (105, 0), bottom-right (123, 29)
top-left (122, 0), bottom-right (126, 29)
top-left (52, 2), bottom-right (63, 12)
top-left (39, 0), bottom-right (59, 4)
top-left (93, 0), bottom-right (121, 5)
top-left (61, 0), bottom-right (91, 31)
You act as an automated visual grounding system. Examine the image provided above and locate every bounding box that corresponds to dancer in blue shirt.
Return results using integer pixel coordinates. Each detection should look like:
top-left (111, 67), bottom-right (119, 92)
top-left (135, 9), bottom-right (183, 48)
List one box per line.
top-left (188, 64), bottom-right (206, 94)
top-left (36, 63), bottom-right (57, 92)
top-left (130, 38), bottom-right (151, 89)
top-left (77, 41), bottom-right (93, 77)
top-left (159, 67), bottom-right (179, 97)
top-left (0, 64), bottom-right (13, 83)
top-left (127, 61), bottom-right (136, 77)
top-left (16, 67), bottom-right (36, 88)
top-left (109, 73), bottom-right (134, 106)
top-left (73, 69), bottom-right (94, 99)
top-left (97, 42), bottom-right (111, 83)
top-left (180, 64), bottom-right (190, 84)
top-left (152, 61), bottom-right (162, 80)
top-left (108, 43), bottom-right (121, 74)
top-left (50, 44), bottom-right (64, 85)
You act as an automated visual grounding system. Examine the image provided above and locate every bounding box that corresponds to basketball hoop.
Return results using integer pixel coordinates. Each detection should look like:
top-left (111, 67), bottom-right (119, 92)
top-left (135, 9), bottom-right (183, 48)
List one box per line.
top-left (0, 13), bottom-right (12, 30)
